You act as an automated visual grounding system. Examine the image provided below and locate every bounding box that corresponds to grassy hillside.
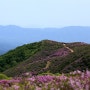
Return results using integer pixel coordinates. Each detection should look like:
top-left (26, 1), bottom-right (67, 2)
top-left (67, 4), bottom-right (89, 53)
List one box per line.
top-left (0, 41), bottom-right (42, 72)
top-left (0, 40), bottom-right (63, 74)
top-left (0, 40), bottom-right (90, 77)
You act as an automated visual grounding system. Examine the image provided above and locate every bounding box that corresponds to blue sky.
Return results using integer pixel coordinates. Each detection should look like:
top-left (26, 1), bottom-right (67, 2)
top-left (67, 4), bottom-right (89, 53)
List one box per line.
top-left (0, 0), bottom-right (90, 28)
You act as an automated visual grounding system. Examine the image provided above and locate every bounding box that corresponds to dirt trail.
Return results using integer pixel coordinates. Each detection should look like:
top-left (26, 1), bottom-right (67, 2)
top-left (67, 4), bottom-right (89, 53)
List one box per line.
top-left (44, 61), bottom-right (51, 69)
top-left (63, 44), bottom-right (74, 53)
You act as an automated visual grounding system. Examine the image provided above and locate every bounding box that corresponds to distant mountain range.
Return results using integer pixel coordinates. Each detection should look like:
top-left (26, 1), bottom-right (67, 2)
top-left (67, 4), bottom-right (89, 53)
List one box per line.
top-left (0, 25), bottom-right (90, 54)
top-left (0, 40), bottom-right (89, 77)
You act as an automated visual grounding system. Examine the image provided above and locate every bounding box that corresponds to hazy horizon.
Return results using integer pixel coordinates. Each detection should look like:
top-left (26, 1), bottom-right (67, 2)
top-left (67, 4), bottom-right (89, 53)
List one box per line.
top-left (0, 0), bottom-right (90, 28)
top-left (0, 25), bottom-right (90, 43)
top-left (1, 25), bottom-right (90, 29)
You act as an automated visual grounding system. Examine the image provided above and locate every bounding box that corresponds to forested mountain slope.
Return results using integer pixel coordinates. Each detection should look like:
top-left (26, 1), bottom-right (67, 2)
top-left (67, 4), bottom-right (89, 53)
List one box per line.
top-left (0, 40), bottom-right (89, 76)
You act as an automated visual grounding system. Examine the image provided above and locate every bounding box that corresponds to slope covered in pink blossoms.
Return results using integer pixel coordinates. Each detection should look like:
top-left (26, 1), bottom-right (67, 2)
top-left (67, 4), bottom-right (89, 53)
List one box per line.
top-left (0, 70), bottom-right (90, 90)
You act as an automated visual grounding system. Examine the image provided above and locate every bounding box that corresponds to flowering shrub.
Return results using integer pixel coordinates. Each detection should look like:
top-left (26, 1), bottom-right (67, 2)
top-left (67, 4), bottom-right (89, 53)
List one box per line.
top-left (0, 70), bottom-right (90, 90)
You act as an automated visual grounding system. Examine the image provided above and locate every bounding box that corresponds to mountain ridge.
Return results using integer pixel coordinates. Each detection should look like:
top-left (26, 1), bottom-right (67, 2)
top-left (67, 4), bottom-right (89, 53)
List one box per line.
top-left (0, 40), bottom-right (89, 77)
